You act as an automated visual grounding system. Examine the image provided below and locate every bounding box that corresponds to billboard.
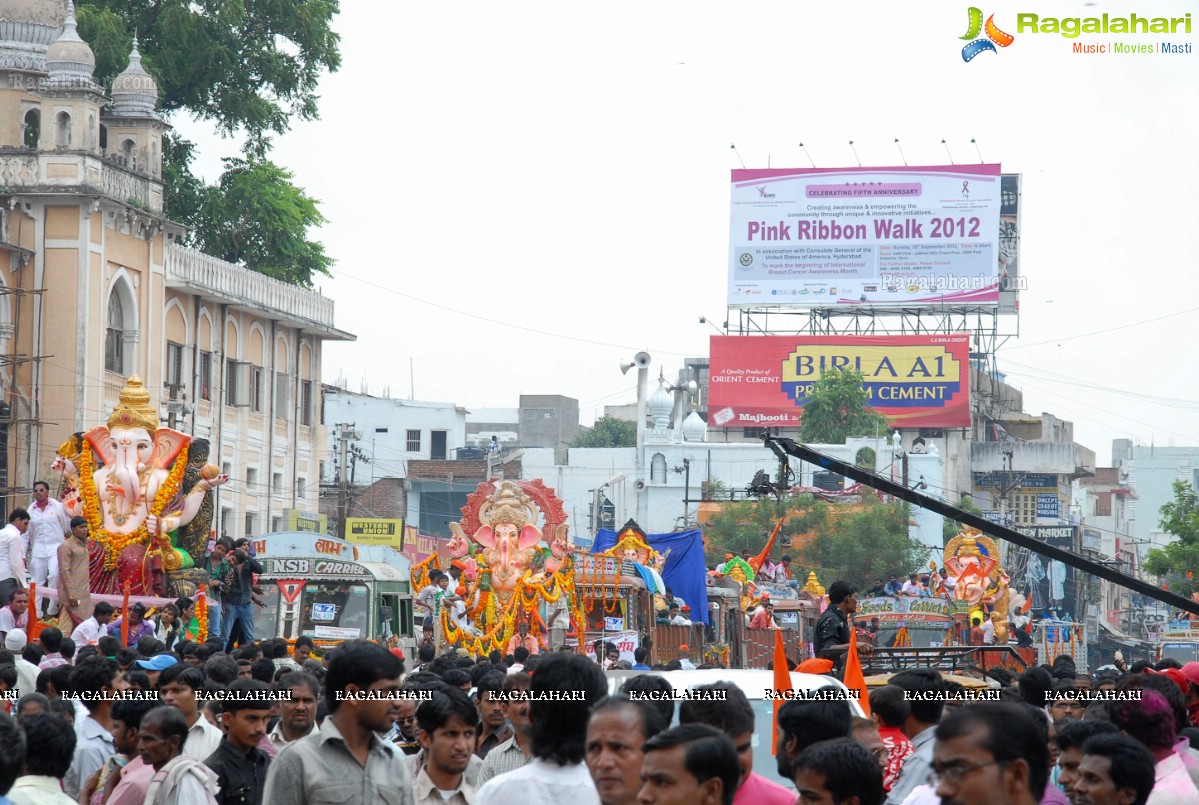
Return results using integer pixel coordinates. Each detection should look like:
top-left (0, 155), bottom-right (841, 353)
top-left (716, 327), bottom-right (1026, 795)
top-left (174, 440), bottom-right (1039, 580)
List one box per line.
top-left (708, 334), bottom-right (970, 428)
top-left (729, 164), bottom-right (1002, 307)
top-left (998, 173), bottom-right (1022, 314)
top-left (1005, 526), bottom-right (1080, 621)
top-left (344, 517), bottom-right (404, 549)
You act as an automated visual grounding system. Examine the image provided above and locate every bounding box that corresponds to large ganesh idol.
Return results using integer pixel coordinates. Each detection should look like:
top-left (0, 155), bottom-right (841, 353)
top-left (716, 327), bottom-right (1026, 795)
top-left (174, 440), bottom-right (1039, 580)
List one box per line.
top-left (60, 376), bottom-right (228, 595)
top-left (448, 480), bottom-right (570, 597)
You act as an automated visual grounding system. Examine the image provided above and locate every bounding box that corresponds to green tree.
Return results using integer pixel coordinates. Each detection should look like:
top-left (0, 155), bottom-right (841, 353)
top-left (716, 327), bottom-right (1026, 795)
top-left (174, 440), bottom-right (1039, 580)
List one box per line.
top-left (801, 498), bottom-right (928, 591)
top-left (798, 368), bottom-right (890, 444)
top-left (1144, 480), bottom-right (1199, 596)
top-left (196, 158), bottom-right (332, 285)
top-left (76, 1), bottom-right (340, 285)
top-left (701, 495), bottom-right (827, 567)
top-left (571, 416), bottom-right (637, 448)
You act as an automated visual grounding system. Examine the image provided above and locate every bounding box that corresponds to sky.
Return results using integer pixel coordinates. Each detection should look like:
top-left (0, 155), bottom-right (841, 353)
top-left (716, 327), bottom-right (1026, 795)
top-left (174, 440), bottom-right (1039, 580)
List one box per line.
top-left (176, 0), bottom-right (1199, 466)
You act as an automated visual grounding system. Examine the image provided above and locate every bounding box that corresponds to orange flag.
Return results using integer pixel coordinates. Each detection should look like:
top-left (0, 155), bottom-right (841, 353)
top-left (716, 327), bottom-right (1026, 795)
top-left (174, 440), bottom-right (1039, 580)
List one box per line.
top-left (844, 624), bottom-right (871, 717)
top-left (771, 629), bottom-right (789, 755)
top-left (27, 583), bottom-right (43, 642)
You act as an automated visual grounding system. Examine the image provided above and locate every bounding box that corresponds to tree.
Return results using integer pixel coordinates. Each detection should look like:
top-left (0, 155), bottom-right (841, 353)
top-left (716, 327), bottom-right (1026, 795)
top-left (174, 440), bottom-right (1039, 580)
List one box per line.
top-left (1144, 480), bottom-right (1199, 596)
top-left (76, 1), bottom-right (340, 286)
top-left (801, 498), bottom-right (928, 592)
top-left (797, 368), bottom-right (890, 444)
top-left (571, 416), bottom-right (637, 448)
top-left (196, 158), bottom-right (333, 285)
top-left (701, 497), bottom-right (813, 567)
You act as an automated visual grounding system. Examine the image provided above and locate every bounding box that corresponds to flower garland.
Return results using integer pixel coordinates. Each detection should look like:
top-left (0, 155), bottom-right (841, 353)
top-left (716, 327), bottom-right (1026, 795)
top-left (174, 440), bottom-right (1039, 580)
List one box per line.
top-left (410, 554), bottom-right (442, 592)
top-left (79, 442), bottom-right (189, 569)
top-left (195, 589), bottom-right (209, 642)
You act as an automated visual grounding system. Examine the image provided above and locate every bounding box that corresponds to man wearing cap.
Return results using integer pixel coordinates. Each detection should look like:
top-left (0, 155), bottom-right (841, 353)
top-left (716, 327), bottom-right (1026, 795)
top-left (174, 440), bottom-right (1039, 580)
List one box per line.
top-left (717, 553), bottom-right (733, 573)
top-left (136, 653), bottom-right (179, 687)
top-left (678, 645), bottom-right (696, 670)
top-left (1179, 662), bottom-right (1199, 728)
top-left (6, 628), bottom-right (40, 697)
top-left (57, 515), bottom-right (94, 633)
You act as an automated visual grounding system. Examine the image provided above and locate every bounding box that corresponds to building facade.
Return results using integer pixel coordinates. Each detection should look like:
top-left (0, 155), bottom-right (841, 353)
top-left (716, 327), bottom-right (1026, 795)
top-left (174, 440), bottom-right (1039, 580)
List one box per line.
top-left (0, 1), bottom-right (352, 536)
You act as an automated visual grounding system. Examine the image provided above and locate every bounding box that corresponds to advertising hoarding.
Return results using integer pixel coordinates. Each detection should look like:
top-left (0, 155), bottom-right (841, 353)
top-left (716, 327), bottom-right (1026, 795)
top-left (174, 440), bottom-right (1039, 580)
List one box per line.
top-left (998, 174), bottom-right (1022, 314)
top-left (729, 164), bottom-right (1001, 307)
top-left (708, 334), bottom-right (971, 429)
top-left (1005, 526), bottom-right (1079, 621)
top-left (345, 517), bottom-right (404, 549)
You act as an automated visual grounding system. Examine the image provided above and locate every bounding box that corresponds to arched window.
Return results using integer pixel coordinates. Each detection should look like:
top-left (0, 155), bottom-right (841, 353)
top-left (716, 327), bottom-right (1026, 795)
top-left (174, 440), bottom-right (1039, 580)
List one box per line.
top-left (855, 447), bottom-right (876, 469)
top-left (105, 291), bottom-right (125, 373)
top-left (150, 139), bottom-right (158, 176)
top-left (54, 111), bottom-right (71, 147)
top-left (120, 138), bottom-right (136, 168)
top-left (22, 110), bottom-right (40, 148)
top-left (651, 453), bottom-right (667, 484)
top-left (99, 123), bottom-right (107, 150)
top-left (87, 113), bottom-right (96, 149)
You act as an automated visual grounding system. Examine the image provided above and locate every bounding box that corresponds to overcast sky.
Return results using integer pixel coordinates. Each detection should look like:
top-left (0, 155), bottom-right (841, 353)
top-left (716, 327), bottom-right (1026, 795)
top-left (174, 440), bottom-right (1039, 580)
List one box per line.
top-left (177, 0), bottom-right (1199, 466)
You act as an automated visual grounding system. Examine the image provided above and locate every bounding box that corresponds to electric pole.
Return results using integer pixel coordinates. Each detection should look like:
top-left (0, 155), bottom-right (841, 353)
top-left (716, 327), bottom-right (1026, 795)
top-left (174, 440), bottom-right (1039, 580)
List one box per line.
top-left (336, 423), bottom-right (355, 540)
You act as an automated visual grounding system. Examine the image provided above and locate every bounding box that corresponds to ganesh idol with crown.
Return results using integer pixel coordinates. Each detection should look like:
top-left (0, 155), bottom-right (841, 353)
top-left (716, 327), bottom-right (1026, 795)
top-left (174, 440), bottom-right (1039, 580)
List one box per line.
top-left (55, 376), bottom-right (229, 596)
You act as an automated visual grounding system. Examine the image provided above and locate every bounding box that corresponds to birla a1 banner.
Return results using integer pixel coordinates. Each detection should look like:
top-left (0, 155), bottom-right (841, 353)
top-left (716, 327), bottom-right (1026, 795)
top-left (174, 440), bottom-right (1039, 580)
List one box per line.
top-left (708, 334), bottom-right (971, 429)
top-left (729, 164), bottom-right (1002, 308)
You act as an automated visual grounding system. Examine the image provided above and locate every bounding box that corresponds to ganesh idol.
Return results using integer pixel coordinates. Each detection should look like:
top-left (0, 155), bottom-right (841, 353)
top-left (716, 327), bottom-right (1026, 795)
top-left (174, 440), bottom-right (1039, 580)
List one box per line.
top-left (55, 376), bottom-right (228, 595)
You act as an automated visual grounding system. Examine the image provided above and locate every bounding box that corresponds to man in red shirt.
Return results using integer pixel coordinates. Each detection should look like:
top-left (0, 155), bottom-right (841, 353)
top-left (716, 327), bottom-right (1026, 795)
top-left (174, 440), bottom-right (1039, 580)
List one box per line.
top-left (868, 685), bottom-right (913, 793)
top-left (969, 616), bottom-right (985, 646)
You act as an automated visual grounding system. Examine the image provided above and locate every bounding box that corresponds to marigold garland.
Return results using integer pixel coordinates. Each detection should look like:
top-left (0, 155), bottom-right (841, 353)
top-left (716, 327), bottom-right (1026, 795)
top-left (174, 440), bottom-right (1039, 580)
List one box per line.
top-left (195, 589), bottom-right (209, 642)
top-left (79, 442), bottom-right (190, 569)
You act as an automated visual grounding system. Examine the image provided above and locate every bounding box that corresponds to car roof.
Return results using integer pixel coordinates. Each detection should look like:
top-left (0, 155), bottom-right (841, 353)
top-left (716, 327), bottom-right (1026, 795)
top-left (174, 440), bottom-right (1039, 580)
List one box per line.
top-left (604, 668), bottom-right (865, 715)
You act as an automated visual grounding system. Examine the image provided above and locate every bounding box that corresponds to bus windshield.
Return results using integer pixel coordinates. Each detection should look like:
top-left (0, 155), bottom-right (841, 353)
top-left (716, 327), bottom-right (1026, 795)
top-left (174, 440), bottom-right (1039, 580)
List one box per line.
top-left (299, 582), bottom-right (370, 640)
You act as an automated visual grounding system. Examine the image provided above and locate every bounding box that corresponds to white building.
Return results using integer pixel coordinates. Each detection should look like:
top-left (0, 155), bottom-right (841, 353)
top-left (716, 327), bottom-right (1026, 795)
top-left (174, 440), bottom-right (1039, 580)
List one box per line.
top-left (321, 387), bottom-right (467, 480)
top-left (519, 376), bottom-right (945, 556)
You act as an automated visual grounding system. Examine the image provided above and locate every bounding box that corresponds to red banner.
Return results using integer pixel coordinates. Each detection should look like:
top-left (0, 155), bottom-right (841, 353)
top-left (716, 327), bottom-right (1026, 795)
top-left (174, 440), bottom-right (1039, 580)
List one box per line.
top-left (708, 334), bottom-right (970, 429)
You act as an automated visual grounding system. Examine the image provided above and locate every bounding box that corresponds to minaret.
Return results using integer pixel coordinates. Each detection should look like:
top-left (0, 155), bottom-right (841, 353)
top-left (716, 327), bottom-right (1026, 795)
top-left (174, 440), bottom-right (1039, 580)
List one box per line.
top-left (42, 0), bottom-right (105, 153)
top-left (103, 36), bottom-right (168, 180)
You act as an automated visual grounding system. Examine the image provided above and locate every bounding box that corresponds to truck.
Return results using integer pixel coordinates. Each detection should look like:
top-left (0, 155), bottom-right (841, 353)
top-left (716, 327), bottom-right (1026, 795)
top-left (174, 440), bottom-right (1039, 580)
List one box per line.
top-left (248, 531), bottom-right (415, 654)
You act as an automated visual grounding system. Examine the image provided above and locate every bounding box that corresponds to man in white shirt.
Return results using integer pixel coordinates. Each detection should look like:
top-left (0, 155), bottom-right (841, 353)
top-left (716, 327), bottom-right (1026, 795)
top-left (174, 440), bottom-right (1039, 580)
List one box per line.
top-left (981, 615), bottom-right (996, 645)
top-left (901, 574), bottom-right (923, 596)
top-left (475, 652), bottom-right (607, 805)
top-left (27, 480), bottom-right (70, 618)
top-left (71, 600), bottom-right (116, 645)
top-left (158, 663), bottom-right (222, 760)
top-left (267, 672), bottom-right (320, 752)
top-left (0, 508), bottom-right (30, 608)
top-left (5, 628), bottom-right (40, 698)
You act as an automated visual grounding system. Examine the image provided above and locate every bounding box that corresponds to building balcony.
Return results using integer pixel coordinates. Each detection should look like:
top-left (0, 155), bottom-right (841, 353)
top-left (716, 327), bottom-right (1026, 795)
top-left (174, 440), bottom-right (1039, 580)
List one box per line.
top-left (0, 150), bottom-right (163, 213)
top-left (971, 441), bottom-right (1096, 479)
top-left (165, 244), bottom-right (354, 340)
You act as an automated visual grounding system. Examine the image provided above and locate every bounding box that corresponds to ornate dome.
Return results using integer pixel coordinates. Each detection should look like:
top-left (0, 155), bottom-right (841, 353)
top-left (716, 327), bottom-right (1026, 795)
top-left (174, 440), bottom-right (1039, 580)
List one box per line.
top-left (110, 37), bottom-right (158, 115)
top-left (649, 377), bottom-right (673, 431)
top-left (45, 1), bottom-right (95, 85)
top-left (682, 410), bottom-right (707, 442)
top-left (0, 0), bottom-right (66, 73)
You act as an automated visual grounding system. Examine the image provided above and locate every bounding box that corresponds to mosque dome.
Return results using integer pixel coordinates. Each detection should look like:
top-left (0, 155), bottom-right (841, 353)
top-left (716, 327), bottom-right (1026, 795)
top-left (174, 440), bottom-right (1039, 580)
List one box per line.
top-left (649, 378), bottom-right (673, 431)
top-left (110, 37), bottom-right (158, 115)
top-left (45, 1), bottom-right (95, 85)
top-left (0, 0), bottom-right (66, 73)
top-left (682, 410), bottom-right (707, 442)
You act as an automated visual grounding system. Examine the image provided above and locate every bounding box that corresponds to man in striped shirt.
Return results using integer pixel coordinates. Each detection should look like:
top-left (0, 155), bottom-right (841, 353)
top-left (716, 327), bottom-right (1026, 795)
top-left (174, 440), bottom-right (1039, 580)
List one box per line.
top-left (477, 672), bottom-right (533, 785)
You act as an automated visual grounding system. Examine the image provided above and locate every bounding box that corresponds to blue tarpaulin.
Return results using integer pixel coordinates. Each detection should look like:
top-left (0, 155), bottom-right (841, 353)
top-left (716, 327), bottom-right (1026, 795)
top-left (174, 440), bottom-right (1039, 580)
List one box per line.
top-left (591, 529), bottom-right (709, 624)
